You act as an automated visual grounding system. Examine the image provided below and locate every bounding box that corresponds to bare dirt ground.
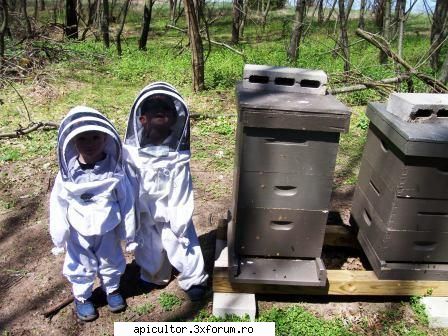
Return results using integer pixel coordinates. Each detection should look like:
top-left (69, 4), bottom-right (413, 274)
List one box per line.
top-left (0, 153), bottom-right (419, 335)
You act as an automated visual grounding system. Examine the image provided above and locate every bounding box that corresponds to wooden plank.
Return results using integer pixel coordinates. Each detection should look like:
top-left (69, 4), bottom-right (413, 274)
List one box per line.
top-left (213, 268), bottom-right (448, 296)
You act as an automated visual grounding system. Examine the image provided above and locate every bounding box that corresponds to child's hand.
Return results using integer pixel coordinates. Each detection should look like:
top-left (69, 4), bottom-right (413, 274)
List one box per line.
top-left (51, 246), bottom-right (65, 256)
top-left (126, 242), bottom-right (138, 252)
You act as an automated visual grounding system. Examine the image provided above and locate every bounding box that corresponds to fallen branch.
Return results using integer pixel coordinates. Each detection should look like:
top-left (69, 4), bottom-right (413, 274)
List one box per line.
top-left (329, 74), bottom-right (410, 94)
top-left (42, 295), bottom-right (74, 318)
top-left (355, 28), bottom-right (448, 93)
top-left (0, 121), bottom-right (59, 139)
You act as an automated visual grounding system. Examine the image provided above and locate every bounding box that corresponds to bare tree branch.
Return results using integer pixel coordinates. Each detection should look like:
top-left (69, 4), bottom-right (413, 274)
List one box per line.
top-left (166, 24), bottom-right (245, 58)
top-left (0, 121), bottom-right (59, 139)
top-left (356, 28), bottom-right (448, 93)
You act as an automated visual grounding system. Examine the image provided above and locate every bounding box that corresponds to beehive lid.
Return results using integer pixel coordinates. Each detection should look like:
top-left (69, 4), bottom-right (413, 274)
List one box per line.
top-left (237, 83), bottom-right (351, 132)
top-left (367, 102), bottom-right (448, 158)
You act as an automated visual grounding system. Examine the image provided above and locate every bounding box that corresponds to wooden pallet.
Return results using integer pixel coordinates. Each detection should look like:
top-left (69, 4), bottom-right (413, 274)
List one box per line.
top-left (213, 221), bottom-right (448, 296)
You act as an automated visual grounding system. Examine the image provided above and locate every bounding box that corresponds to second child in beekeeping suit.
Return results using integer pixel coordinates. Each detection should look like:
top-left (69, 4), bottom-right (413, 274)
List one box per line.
top-left (123, 82), bottom-right (208, 301)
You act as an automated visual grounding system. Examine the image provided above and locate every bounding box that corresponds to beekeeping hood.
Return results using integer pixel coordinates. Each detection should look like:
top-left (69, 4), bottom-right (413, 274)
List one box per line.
top-left (57, 106), bottom-right (122, 181)
top-left (124, 82), bottom-right (189, 156)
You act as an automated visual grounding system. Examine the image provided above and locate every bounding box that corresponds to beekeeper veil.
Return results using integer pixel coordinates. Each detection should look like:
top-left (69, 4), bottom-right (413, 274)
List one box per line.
top-left (124, 82), bottom-right (189, 156)
top-left (57, 106), bottom-right (122, 182)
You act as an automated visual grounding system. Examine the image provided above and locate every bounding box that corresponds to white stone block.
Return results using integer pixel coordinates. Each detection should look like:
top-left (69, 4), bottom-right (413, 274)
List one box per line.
top-left (386, 93), bottom-right (448, 122)
top-left (242, 64), bottom-right (327, 95)
top-left (421, 296), bottom-right (448, 328)
top-left (212, 293), bottom-right (256, 320)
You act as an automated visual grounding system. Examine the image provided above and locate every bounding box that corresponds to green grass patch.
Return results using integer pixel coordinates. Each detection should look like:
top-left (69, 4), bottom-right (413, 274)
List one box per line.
top-left (410, 296), bottom-right (429, 326)
top-left (158, 293), bottom-right (182, 312)
top-left (258, 306), bottom-right (354, 336)
top-left (132, 301), bottom-right (155, 316)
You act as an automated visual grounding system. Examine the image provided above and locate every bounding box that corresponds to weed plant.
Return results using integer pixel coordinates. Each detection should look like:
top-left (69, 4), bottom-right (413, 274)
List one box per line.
top-left (158, 293), bottom-right (182, 312)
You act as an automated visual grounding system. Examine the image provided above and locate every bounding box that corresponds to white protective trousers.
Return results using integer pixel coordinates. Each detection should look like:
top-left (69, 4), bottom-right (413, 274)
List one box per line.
top-left (63, 226), bottom-right (126, 301)
top-left (134, 219), bottom-right (207, 290)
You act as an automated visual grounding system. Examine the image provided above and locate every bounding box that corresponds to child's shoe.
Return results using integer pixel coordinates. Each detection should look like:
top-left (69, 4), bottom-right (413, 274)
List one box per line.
top-left (74, 298), bottom-right (98, 321)
top-left (185, 285), bottom-right (208, 301)
top-left (107, 290), bottom-right (126, 313)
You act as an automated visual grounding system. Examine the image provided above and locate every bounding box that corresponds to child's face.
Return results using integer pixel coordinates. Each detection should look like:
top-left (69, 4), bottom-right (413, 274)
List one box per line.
top-left (139, 106), bottom-right (176, 135)
top-left (75, 131), bottom-right (107, 163)
top-left (139, 105), bottom-right (176, 131)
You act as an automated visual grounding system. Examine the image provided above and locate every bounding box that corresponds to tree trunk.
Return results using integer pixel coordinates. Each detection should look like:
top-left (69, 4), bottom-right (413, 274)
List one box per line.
top-left (345, 0), bottom-right (355, 21)
top-left (52, 0), bottom-right (57, 23)
top-left (231, 0), bottom-right (243, 44)
top-left (169, 0), bottom-right (177, 24)
top-left (0, 0), bottom-right (8, 67)
top-left (397, 0), bottom-right (405, 58)
top-left (183, 0), bottom-right (204, 92)
top-left (65, 0), bottom-right (78, 38)
top-left (260, 0), bottom-right (271, 31)
top-left (40, 0), bottom-right (45, 10)
top-left (77, 0), bottom-right (83, 21)
top-left (33, 0), bottom-right (37, 20)
top-left (430, 0), bottom-right (448, 71)
top-left (81, 0), bottom-right (98, 40)
top-left (338, 0), bottom-right (350, 73)
top-left (287, 0), bottom-right (306, 62)
top-left (358, 0), bottom-right (366, 28)
top-left (325, 0), bottom-right (337, 22)
top-left (239, 0), bottom-right (248, 37)
top-left (379, 0), bottom-right (391, 64)
top-left (393, 0), bottom-right (404, 34)
top-left (317, 0), bottom-right (323, 24)
top-left (22, 0), bottom-right (32, 37)
top-left (101, 0), bottom-right (110, 47)
top-left (374, 0), bottom-right (384, 31)
top-left (138, 0), bottom-right (154, 50)
top-left (116, 0), bottom-right (130, 55)
top-left (9, 0), bottom-right (16, 11)
top-left (439, 50), bottom-right (448, 84)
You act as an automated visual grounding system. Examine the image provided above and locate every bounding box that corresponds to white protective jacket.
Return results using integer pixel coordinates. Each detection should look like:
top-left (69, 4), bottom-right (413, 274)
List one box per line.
top-left (123, 82), bottom-right (208, 289)
top-left (49, 106), bottom-right (136, 249)
top-left (123, 82), bottom-right (193, 241)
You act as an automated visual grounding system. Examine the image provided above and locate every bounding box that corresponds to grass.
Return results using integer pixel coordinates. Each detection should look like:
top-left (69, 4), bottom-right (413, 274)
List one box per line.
top-left (258, 306), bottom-right (354, 336)
top-left (132, 301), bottom-right (155, 316)
top-left (158, 293), bottom-right (182, 312)
top-left (410, 296), bottom-right (430, 326)
top-left (193, 302), bottom-right (444, 336)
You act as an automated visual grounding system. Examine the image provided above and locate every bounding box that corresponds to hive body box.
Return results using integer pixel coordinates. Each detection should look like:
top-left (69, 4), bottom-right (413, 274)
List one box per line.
top-left (228, 65), bottom-right (351, 286)
top-left (352, 93), bottom-right (448, 280)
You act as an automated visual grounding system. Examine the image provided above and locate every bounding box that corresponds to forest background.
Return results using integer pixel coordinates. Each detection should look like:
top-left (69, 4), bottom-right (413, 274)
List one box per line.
top-left (1, 0), bottom-right (448, 335)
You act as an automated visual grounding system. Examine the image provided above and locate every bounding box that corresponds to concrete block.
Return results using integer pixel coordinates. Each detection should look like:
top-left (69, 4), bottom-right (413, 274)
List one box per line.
top-left (421, 296), bottom-right (448, 328)
top-left (242, 64), bottom-right (327, 95)
top-left (386, 93), bottom-right (448, 122)
top-left (212, 293), bottom-right (256, 320)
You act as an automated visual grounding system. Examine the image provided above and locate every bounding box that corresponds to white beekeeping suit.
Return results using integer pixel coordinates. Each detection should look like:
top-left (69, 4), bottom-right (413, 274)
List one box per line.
top-left (49, 106), bottom-right (136, 302)
top-left (123, 82), bottom-right (208, 291)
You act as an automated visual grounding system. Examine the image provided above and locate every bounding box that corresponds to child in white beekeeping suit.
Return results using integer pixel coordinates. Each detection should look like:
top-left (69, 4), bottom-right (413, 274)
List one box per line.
top-left (123, 82), bottom-right (208, 301)
top-left (49, 106), bottom-right (137, 321)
